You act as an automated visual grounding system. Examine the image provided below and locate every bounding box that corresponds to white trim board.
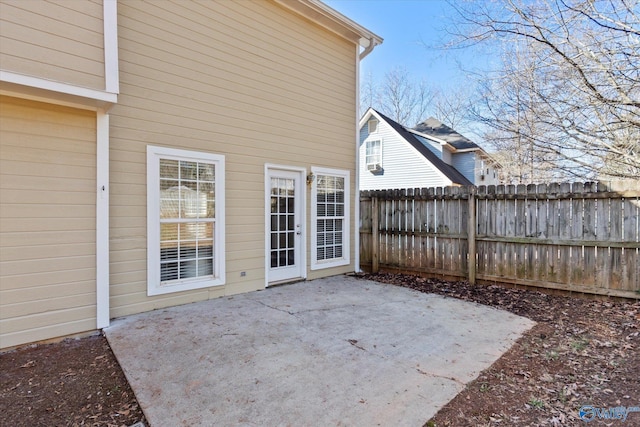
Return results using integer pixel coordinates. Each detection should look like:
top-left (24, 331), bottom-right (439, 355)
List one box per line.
top-left (103, 0), bottom-right (120, 94)
top-left (0, 71), bottom-right (117, 111)
top-left (96, 112), bottom-right (110, 329)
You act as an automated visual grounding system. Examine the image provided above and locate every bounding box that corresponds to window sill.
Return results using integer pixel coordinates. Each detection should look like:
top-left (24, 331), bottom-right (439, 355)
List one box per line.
top-left (310, 258), bottom-right (350, 271)
top-left (147, 277), bottom-right (225, 296)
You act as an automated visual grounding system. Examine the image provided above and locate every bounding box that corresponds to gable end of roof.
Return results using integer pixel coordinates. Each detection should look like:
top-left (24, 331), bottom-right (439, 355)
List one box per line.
top-left (371, 109), bottom-right (473, 186)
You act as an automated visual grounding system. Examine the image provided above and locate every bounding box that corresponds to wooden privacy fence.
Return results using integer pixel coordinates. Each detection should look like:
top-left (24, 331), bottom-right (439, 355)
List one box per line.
top-left (360, 181), bottom-right (640, 299)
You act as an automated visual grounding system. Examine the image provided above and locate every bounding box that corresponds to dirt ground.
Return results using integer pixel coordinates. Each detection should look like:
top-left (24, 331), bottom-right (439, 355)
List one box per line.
top-left (0, 333), bottom-right (146, 427)
top-left (1, 274), bottom-right (638, 427)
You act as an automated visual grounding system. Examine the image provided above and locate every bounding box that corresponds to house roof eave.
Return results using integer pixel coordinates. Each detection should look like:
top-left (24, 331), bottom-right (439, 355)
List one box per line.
top-left (371, 109), bottom-right (473, 186)
top-left (359, 107), bottom-right (381, 129)
top-left (273, 0), bottom-right (383, 53)
top-left (452, 147), bottom-right (480, 154)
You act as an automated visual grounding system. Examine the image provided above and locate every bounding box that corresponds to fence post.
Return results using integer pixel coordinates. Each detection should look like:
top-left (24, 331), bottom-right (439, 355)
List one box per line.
top-left (371, 195), bottom-right (379, 273)
top-left (468, 186), bottom-right (477, 284)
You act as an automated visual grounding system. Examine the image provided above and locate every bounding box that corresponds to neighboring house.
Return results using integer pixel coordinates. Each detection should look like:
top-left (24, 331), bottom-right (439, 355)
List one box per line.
top-left (359, 108), bottom-right (500, 190)
top-left (0, 0), bottom-right (382, 350)
top-left (413, 117), bottom-right (501, 186)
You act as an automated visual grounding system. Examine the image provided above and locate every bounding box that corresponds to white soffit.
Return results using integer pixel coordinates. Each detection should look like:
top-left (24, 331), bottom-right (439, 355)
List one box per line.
top-left (273, 0), bottom-right (383, 49)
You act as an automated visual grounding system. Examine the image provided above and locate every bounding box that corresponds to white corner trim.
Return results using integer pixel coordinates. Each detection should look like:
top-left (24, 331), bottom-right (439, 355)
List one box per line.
top-left (103, 0), bottom-right (120, 94)
top-left (96, 112), bottom-right (110, 329)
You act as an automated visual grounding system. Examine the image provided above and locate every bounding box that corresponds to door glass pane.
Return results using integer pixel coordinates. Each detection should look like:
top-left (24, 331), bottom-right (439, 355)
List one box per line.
top-left (270, 177), bottom-right (296, 269)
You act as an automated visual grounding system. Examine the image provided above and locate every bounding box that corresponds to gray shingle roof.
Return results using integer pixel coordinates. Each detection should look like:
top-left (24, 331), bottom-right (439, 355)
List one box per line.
top-left (373, 110), bottom-right (473, 186)
top-left (413, 117), bottom-right (479, 151)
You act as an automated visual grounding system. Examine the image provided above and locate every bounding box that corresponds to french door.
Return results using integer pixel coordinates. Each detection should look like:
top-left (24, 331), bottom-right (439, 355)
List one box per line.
top-left (266, 168), bottom-right (304, 284)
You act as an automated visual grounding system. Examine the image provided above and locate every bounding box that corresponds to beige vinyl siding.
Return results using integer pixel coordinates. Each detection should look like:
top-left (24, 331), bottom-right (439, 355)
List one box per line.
top-left (0, 96), bottom-right (96, 349)
top-left (0, 0), bottom-right (105, 90)
top-left (109, 0), bottom-right (357, 317)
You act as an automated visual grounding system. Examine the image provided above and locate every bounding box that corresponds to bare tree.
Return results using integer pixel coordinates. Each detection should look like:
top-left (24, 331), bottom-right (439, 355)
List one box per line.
top-left (359, 70), bottom-right (379, 117)
top-left (448, 0), bottom-right (640, 180)
top-left (431, 86), bottom-right (474, 131)
top-left (470, 42), bottom-right (566, 183)
top-left (373, 66), bottom-right (435, 127)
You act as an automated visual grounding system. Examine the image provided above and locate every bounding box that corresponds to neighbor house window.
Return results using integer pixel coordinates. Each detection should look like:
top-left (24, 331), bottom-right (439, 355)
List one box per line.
top-left (365, 140), bottom-right (382, 171)
top-left (368, 119), bottom-right (378, 134)
top-left (311, 167), bottom-right (350, 269)
top-left (147, 146), bottom-right (225, 296)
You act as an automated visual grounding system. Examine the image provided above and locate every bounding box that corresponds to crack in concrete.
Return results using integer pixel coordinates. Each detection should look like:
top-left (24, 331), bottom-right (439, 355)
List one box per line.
top-left (256, 298), bottom-right (469, 389)
top-left (415, 367), bottom-right (467, 387)
top-left (347, 339), bottom-right (366, 351)
top-left (257, 298), bottom-right (414, 316)
top-left (256, 300), bottom-right (296, 315)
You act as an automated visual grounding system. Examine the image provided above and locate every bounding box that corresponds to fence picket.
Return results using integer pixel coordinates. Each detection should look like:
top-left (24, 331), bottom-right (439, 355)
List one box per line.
top-left (515, 185), bottom-right (527, 280)
top-left (536, 184), bottom-right (549, 284)
top-left (570, 183), bottom-right (584, 286)
top-left (623, 193), bottom-right (639, 291)
top-left (359, 181), bottom-right (640, 298)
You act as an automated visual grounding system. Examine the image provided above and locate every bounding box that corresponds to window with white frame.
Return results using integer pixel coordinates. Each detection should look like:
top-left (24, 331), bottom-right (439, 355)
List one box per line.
top-left (147, 146), bottom-right (225, 296)
top-left (311, 167), bottom-right (349, 269)
top-left (365, 139), bottom-right (382, 171)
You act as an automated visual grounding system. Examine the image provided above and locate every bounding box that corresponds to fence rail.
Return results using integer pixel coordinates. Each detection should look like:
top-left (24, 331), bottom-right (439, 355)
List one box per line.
top-left (359, 181), bottom-right (640, 299)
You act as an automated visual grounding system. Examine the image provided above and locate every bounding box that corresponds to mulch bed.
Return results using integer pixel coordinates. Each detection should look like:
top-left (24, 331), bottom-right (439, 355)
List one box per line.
top-left (0, 334), bottom-right (146, 427)
top-left (1, 273), bottom-right (638, 426)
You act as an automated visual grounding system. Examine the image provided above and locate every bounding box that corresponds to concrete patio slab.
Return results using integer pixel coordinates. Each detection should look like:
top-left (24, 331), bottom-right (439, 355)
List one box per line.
top-left (105, 276), bottom-right (534, 427)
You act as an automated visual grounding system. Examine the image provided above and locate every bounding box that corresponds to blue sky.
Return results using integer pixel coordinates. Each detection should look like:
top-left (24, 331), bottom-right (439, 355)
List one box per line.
top-left (324, 0), bottom-right (479, 90)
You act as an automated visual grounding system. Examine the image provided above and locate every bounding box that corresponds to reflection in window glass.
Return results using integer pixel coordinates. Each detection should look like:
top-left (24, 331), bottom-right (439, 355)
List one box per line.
top-left (316, 175), bottom-right (345, 262)
top-left (159, 159), bottom-right (215, 283)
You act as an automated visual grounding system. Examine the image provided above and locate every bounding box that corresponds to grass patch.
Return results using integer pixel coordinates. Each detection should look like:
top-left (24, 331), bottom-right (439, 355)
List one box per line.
top-left (527, 398), bottom-right (545, 409)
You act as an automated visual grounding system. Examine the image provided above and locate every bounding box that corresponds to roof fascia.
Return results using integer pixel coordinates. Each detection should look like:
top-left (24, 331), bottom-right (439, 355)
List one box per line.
top-left (374, 112), bottom-right (457, 184)
top-left (358, 107), bottom-right (379, 129)
top-left (453, 147), bottom-right (480, 153)
top-left (273, 0), bottom-right (383, 50)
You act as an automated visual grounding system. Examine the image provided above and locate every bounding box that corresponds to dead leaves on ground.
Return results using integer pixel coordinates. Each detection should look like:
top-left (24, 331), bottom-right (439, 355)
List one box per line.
top-left (360, 273), bottom-right (640, 427)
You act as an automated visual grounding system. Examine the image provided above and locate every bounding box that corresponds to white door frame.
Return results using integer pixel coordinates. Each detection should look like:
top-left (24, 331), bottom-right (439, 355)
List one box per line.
top-left (264, 164), bottom-right (307, 286)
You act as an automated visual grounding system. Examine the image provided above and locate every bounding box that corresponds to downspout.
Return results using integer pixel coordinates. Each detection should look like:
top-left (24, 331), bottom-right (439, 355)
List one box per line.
top-left (354, 37), bottom-right (376, 273)
top-left (354, 43), bottom-right (361, 273)
top-left (355, 38), bottom-right (381, 273)
top-left (354, 39), bottom-right (378, 272)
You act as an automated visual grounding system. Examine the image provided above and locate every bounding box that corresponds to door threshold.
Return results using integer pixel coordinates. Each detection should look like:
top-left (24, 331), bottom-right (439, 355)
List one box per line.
top-left (267, 278), bottom-right (306, 288)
